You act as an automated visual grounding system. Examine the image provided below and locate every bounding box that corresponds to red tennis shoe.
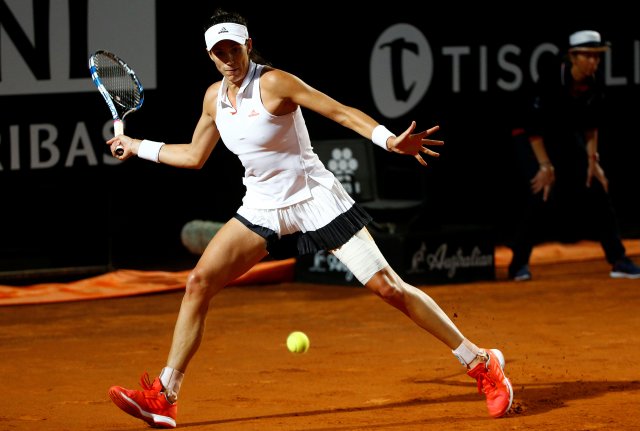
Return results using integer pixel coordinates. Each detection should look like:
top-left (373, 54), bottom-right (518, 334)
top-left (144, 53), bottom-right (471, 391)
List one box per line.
top-left (108, 372), bottom-right (177, 428)
top-left (467, 349), bottom-right (513, 418)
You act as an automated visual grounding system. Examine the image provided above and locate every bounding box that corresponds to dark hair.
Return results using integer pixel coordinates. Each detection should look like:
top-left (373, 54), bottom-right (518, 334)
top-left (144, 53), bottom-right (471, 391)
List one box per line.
top-left (204, 8), bottom-right (270, 66)
top-left (203, 8), bottom-right (247, 31)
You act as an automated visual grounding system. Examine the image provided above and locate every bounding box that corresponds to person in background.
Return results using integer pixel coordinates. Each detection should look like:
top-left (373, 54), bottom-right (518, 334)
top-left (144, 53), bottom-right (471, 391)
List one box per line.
top-left (508, 30), bottom-right (640, 281)
top-left (105, 8), bottom-right (513, 428)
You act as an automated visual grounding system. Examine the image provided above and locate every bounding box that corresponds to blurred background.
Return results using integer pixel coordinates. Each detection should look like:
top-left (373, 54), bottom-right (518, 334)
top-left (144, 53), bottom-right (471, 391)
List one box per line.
top-left (1, 1), bottom-right (638, 283)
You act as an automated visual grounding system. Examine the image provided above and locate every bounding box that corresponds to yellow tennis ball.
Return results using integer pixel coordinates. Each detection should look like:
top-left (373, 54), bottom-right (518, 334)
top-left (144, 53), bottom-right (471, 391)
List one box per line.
top-left (286, 331), bottom-right (310, 353)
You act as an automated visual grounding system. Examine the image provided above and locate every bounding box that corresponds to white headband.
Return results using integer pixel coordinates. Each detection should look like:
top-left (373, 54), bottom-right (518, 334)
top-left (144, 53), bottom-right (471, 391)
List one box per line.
top-left (205, 23), bottom-right (248, 51)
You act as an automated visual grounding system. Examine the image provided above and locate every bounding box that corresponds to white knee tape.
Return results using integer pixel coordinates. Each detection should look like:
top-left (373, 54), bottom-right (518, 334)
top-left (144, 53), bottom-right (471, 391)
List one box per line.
top-left (330, 229), bottom-right (388, 285)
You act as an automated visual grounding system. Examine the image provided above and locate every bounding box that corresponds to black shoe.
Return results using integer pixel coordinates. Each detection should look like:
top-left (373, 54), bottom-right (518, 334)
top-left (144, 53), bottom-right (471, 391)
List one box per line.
top-left (509, 264), bottom-right (531, 281)
top-left (610, 258), bottom-right (640, 279)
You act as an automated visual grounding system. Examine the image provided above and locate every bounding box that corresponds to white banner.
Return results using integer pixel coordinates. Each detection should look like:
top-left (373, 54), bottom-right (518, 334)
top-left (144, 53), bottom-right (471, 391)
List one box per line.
top-left (0, 0), bottom-right (156, 96)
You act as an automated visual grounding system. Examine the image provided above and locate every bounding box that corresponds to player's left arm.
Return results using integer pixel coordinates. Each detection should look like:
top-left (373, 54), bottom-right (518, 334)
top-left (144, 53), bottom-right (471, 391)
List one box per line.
top-left (261, 69), bottom-right (442, 166)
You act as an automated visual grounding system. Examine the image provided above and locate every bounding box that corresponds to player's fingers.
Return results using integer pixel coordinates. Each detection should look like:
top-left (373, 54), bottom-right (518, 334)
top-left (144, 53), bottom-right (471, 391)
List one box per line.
top-left (397, 121), bottom-right (418, 140)
top-left (422, 138), bottom-right (444, 146)
top-left (110, 142), bottom-right (122, 156)
top-left (421, 147), bottom-right (440, 158)
top-left (415, 154), bottom-right (428, 167)
top-left (426, 125), bottom-right (440, 135)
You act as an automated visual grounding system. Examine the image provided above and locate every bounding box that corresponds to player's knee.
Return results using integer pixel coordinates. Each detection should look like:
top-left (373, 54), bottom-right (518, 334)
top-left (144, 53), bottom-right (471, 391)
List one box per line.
top-left (368, 270), bottom-right (405, 301)
top-left (185, 268), bottom-right (212, 300)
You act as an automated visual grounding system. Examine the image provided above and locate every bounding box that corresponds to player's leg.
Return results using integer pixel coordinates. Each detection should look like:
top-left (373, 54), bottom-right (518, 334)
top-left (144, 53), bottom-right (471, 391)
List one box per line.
top-left (109, 218), bottom-right (268, 428)
top-left (330, 228), bottom-right (465, 347)
top-left (330, 228), bottom-right (513, 418)
top-left (166, 217), bottom-right (268, 374)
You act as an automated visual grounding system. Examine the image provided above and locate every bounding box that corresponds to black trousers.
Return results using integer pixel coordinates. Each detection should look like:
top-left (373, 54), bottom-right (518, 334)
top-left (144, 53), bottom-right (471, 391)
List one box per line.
top-left (508, 133), bottom-right (626, 273)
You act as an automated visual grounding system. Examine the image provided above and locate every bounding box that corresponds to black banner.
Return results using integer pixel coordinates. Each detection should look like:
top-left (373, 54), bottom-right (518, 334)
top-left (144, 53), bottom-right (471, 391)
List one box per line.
top-left (1, 2), bottom-right (638, 279)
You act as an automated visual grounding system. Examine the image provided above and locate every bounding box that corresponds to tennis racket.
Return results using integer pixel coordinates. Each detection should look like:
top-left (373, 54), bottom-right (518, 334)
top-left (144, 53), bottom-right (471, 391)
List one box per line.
top-left (88, 50), bottom-right (144, 156)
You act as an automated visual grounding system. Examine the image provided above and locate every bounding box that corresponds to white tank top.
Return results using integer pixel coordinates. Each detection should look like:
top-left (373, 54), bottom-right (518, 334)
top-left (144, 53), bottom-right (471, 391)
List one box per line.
top-left (215, 62), bottom-right (335, 209)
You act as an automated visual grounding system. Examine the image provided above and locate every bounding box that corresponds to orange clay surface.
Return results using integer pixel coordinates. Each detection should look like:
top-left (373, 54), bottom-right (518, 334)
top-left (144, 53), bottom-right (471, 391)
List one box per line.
top-left (1, 243), bottom-right (640, 430)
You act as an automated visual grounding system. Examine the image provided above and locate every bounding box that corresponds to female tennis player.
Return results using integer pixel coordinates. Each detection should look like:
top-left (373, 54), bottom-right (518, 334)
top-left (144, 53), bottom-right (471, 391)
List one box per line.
top-left (105, 8), bottom-right (513, 428)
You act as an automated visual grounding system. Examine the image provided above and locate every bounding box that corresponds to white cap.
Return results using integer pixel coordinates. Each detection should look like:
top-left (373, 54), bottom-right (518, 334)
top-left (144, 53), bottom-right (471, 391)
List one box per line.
top-left (569, 30), bottom-right (609, 52)
top-left (205, 23), bottom-right (248, 51)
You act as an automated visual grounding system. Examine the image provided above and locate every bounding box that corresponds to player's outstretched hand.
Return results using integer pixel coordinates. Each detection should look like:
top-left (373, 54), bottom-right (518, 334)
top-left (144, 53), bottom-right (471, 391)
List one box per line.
top-left (387, 121), bottom-right (443, 167)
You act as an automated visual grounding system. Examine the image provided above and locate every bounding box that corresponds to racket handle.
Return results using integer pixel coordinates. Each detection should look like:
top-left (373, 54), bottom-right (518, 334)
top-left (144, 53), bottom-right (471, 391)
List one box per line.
top-left (114, 120), bottom-right (124, 156)
top-left (114, 119), bottom-right (124, 136)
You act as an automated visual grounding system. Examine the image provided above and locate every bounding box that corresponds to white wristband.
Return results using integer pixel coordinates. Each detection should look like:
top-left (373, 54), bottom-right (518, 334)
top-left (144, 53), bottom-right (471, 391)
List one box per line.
top-left (371, 125), bottom-right (395, 151)
top-left (138, 139), bottom-right (165, 163)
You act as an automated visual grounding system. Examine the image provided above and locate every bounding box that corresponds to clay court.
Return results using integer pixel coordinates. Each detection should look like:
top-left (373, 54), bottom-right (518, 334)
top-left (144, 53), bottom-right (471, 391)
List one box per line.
top-left (2, 243), bottom-right (640, 431)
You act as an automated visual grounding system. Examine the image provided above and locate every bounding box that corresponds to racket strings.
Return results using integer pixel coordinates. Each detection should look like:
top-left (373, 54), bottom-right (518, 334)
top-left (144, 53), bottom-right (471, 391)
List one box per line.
top-left (94, 55), bottom-right (142, 110)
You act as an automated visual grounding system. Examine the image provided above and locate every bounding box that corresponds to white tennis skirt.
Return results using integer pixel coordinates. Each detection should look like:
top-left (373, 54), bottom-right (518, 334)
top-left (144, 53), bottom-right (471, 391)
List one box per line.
top-left (235, 179), bottom-right (372, 259)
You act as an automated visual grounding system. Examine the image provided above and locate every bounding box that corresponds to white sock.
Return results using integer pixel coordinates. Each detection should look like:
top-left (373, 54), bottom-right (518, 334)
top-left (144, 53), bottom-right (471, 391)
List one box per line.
top-left (159, 366), bottom-right (184, 401)
top-left (452, 339), bottom-right (481, 367)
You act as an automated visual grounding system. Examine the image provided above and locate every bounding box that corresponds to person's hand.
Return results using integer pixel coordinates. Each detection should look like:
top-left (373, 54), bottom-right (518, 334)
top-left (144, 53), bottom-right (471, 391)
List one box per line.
top-left (531, 163), bottom-right (555, 201)
top-left (587, 160), bottom-right (609, 192)
top-left (387, 121), bottom-right (444, 167)
top-left (106, 135), bottom-right (140, 160)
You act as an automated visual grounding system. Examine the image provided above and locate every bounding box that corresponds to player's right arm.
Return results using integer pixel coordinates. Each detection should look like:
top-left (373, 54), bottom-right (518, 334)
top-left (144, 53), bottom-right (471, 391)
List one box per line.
top-left (106, 82), bottom-right (222, 169)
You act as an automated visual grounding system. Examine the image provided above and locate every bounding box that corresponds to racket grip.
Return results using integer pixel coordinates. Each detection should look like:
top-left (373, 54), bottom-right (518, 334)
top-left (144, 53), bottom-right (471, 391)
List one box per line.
top-left (114, 119), bottom-right (124, 136)
top-left (114, 120), bottom-right (124, 156)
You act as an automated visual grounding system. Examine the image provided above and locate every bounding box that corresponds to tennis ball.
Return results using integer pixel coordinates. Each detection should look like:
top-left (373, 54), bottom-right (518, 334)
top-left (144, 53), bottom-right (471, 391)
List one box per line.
top-left (286, 331), bottom-right (310, 353)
